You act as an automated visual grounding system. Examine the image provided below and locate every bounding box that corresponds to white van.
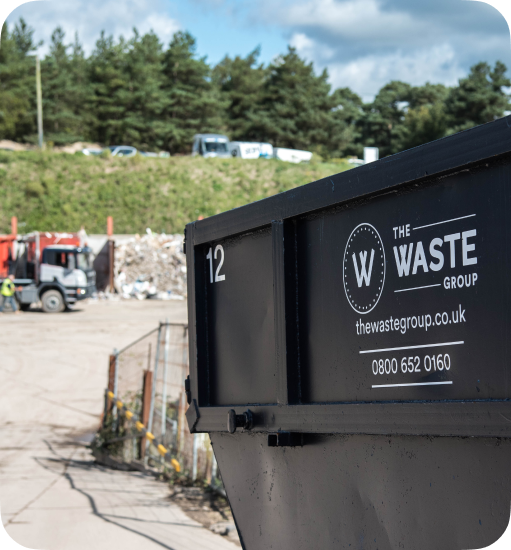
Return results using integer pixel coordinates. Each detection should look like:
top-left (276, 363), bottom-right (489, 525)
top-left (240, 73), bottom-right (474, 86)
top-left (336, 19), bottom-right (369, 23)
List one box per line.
top-left (273, 147), bottom-right (313, 164)
top-left (259, 143), bottom-right (274, 159)
top-left (192, 134), bottom-right (231, 158)
top-left (229, 142), bottom-right (261, 159)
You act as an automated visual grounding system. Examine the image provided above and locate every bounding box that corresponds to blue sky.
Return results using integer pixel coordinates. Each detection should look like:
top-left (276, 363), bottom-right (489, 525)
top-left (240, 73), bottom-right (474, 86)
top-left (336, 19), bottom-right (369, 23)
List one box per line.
top-left (6, 0), bottom-right (511, 101)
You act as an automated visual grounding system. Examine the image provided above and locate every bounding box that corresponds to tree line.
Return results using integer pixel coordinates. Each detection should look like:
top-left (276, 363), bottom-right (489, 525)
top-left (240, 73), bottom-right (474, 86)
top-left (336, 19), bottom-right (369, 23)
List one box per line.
top-left (1, 18), bottom-right (510, 158)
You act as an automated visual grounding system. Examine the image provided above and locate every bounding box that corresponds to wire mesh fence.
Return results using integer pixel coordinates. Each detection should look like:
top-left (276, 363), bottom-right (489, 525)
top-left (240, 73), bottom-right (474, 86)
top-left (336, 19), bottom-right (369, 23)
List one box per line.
top-left (98, 321), bottom-right (220, 488)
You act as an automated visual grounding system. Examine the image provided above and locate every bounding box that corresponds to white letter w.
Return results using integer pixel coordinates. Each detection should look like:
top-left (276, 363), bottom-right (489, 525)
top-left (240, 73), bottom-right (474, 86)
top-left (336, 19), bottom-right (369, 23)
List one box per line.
top-left (352, 250), bottom-right (374, 287)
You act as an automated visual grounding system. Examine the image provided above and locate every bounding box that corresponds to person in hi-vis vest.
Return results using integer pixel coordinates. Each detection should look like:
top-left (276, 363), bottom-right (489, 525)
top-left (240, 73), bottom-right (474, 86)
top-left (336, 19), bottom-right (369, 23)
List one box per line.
top-left (0, 273), bottom-right (18, 313)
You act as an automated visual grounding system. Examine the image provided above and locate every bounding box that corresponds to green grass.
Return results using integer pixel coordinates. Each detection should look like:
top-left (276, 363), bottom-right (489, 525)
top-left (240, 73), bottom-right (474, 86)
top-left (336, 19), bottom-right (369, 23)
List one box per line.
top-left (0, 151), bottom-right (353, 234)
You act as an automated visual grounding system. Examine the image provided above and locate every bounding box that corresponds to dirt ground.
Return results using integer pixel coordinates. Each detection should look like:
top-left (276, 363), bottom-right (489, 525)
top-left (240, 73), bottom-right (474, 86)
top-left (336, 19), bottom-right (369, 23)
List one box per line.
top-left (168, 484), bottom-right (240, 545)
top-left (0, 298), bottom-right (239, 550)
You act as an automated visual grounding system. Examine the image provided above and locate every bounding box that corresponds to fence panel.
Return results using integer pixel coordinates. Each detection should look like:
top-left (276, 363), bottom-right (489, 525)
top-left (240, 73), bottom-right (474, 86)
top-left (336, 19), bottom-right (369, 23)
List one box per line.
top-left (101, 321), bottom-right (218, 485)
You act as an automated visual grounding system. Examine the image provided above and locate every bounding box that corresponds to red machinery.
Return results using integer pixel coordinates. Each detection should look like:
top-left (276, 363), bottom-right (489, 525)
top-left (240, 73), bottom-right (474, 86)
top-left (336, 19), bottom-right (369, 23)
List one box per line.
top-left (0, 235), bottom-right (16, 278)
top-left (0, 218), bottom-right (96, 312)
top-left (0, 217), bottom-right (18, 278)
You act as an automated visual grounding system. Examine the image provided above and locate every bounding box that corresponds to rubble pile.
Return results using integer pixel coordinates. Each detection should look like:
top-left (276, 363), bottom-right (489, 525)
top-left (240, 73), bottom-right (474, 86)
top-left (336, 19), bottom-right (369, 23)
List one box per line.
top-left (114, 230), bottom-right (187, 300)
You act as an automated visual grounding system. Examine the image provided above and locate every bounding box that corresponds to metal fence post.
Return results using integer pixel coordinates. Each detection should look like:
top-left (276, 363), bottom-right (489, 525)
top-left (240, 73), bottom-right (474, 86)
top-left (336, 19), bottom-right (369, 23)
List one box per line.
top-left (105, 353), bottom-right (116, 422)
top-left (178, 391), bottom-right (186, 455)
top-left (140, 369), bottom-right (153, 459)
top-left (211, 452), bottom-right (218, 482)
top-left (112, 348), bottom-right (119, 425)
top-left (192, 434), bottom-right (198, 481)
top-left (161, 320), bottom-right (170, 440)
top-left (146, 323), bottom-right (163, 460)
top-left (102, 389), bottom-right (109, 428)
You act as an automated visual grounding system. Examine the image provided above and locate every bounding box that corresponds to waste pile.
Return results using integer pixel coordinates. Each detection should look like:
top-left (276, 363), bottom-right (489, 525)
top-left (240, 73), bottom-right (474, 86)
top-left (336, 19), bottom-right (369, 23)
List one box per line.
top-left (114, 230), bottom-right (187, 300)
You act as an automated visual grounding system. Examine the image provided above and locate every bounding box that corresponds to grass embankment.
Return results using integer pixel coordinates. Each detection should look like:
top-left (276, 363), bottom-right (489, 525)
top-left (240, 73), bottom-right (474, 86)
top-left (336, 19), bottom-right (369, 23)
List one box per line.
top-left (0, 151), bottom-right (353, 234)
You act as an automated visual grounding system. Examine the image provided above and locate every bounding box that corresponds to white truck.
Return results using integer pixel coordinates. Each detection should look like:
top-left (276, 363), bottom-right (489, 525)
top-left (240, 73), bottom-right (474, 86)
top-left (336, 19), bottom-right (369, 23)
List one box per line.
top-left (12, 232), bottom-right (96, 312)
top-left (229, 142), bottom-right (275, 159)
top-left (192, 134), bottom-right (311, 163)
top-left (192, 134), bottom-right (232, 159)
top-left (229, 142), bottom-right (261, 159)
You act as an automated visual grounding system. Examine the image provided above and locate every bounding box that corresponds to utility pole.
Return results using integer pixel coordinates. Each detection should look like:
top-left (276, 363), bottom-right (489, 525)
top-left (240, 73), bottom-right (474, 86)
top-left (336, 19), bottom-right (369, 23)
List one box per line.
top-left (35, 55), bottom-right (43, 149)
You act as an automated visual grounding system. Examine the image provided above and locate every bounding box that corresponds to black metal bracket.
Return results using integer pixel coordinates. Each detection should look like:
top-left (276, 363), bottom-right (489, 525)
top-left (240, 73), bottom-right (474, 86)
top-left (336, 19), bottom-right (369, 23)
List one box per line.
top-left (268, 432), bottom-right (303, 447)
top-left (185, 375), bottom-right (191, 405)
top-left (186, 398), bottom-right (200, 433)
top-left (227, 409), bottom-right (253, 433)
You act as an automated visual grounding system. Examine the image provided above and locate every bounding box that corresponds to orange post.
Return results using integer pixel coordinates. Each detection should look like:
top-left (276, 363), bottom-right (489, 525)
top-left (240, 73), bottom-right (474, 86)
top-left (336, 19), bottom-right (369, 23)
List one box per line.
top-left (140, 370), bottom-right (153, 458)
top-left (107, 216), bottom-right (114, 292)
top-left (10, 217), bottom-right (17, 258)
top-left (101, 355), bottom-right (117, 428)
top-left (107, 216), bottom-right (113, 237)
top-left (107, 355), bottom-right (116, 408)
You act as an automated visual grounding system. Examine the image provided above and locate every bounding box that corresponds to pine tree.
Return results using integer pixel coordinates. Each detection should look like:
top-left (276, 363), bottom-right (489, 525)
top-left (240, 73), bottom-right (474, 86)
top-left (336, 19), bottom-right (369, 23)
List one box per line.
top-left (360, 81), bottom-right (412, 157)
top-left (399, 83), bottom-right (449, 150)
top-left (42, 27), bottom-right (91, 144)
top-left (122, 30), bottom-right (166, 150)
top-left (0, 19), bottom-right (39, 141)
top-left (212, 47), bottom-right (266, 141)
top-left (161, 31), bottom-right (225, 153)
top-left (69, 33), bottom-right (93, 142)
top-left (328, 87), bottom-right (364, 157)
top-left (88, 31), bottom-right (130, 145)
top-left (445, 61), bottom-right (510, 133)
top-left (252, 47), bottom-right (334, 152)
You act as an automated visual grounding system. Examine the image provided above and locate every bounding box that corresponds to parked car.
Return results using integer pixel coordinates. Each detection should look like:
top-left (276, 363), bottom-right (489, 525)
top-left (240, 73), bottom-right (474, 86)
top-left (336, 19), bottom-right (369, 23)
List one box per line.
top-left (192, 134), bottom-right (231, 158)
top-left (81, 148), bottom-right (103, 156)
top-left (108, 146), bottom-right (137, 158)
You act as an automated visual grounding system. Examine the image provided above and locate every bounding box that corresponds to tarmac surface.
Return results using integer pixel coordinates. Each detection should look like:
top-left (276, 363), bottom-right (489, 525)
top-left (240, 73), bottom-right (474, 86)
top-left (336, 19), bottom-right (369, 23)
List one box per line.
top-left (0, 299), bottom-right (238, 550)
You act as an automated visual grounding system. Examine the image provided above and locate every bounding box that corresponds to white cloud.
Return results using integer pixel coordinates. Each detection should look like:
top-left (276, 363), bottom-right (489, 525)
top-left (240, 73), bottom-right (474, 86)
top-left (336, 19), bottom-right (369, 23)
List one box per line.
top-left (138, 14), bottom-right (180, 44)
top-left (6, 0), bottom-right (180, 54)
top-left (289, 32), bottom-right (334, 62)
top-left (327, 44), bottom-right (465, 101)
top-left (258, 0), bottom-right (435, 48)
top-left (248, 0), bottom-right (510, 99)
top-left (288, 27), bottom-right (466, 99)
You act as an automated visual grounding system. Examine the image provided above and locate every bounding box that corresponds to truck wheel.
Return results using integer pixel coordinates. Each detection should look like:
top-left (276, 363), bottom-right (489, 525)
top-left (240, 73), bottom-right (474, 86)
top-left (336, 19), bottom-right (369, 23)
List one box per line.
top-left (41, 290), bottom-right (65, 313)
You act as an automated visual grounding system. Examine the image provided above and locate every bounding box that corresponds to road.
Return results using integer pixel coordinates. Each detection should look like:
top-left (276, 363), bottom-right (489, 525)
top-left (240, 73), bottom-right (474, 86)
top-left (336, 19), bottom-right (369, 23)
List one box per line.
top-left (0, 299), bottom-right (238, 550)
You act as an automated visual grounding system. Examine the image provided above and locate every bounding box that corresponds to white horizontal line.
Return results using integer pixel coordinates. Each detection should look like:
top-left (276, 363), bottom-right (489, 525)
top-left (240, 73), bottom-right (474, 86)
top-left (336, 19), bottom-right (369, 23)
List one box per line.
top-left (413, 214), bottom-right (476, 230)
top-left (360, 341), bottom-right (464, 354)
top-left (372, 381), bottom-right (453, 388)
top-left (395, 284), bottom-right (441, 293)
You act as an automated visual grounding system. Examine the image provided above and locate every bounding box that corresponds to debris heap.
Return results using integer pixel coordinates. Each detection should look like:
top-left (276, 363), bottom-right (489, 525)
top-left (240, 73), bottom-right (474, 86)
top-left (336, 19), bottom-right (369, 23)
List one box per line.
top-left (114, 231), bottom-right (186, 300)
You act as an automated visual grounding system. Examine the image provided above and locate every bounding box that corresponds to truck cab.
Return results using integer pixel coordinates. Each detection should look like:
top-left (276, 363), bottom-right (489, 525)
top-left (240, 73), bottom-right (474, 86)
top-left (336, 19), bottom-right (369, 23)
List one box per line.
top-left (38, 245), bottom-right (96, 306)
top-left (192, 134), bottom-right (231, 159)
top-left (12, 233), bottom-right (97, 312)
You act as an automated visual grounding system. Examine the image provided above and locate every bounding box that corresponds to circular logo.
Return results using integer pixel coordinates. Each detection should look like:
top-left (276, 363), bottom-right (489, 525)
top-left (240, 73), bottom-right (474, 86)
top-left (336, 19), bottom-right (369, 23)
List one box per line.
top-left (343, 223), bottom-right (385, 314)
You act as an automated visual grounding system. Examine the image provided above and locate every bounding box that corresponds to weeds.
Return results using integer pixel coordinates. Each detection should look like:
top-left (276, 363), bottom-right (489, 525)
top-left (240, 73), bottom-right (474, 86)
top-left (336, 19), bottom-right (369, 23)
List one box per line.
top-left (0, 152), bottom-right (353, 233)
